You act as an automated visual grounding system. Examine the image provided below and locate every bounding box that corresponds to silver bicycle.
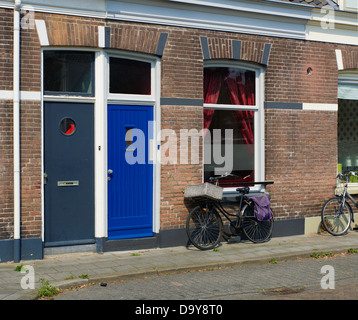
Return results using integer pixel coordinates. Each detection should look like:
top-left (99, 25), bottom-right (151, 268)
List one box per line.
top-left (321, 172), bottom-right (357, 236)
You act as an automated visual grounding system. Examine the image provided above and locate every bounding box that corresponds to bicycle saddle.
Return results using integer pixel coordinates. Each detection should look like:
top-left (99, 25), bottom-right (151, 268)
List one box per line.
top-left (236, 187), bottom-right (250, 195)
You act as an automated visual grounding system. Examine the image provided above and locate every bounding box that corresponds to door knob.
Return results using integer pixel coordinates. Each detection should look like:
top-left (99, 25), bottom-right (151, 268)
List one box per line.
top-left (108, 169), bottom-right (113, 181)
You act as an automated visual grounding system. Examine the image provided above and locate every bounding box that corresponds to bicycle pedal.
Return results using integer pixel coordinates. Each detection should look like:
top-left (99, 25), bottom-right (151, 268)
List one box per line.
top-left (228, 236), bottom-right (241, 243)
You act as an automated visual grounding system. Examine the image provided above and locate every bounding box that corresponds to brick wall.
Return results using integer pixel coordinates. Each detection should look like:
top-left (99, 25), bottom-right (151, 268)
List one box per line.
top-left (20, 101), bottom-right (42, 239)
top-left (161, 28), bottom-right (203, 99)
top-left (338, 44), bottom-right (358, 70)
top-left (266, 38), bottom-right (338, 104)
top-left (0, 8), bottom-right (13, 240)
top-left (43, 13), bottom-right (102, 47)
top-left (0, 8), bottom-right (43, 240)
top-left (265, 109), bottom-right (338, 220)
top-left (0, 100), bottom-right (14, 240)
top-left (160, 105), bottom-right (203, 229)
top-left (1, 10), bottom-right (358, 238)
top-left (0, 8), bottom-right (13, 91)
top-left (20, 16), bottom-right (41, 92)
top-left (19, 14), bottom-right (42, 239)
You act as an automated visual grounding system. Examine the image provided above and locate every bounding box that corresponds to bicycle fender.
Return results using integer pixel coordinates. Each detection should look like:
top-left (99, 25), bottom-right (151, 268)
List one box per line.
top-left (346, 201), bottom-right (355, 223)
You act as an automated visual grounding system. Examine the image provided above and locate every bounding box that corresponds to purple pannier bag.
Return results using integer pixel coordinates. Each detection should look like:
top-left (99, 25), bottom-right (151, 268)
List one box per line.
top-left (249, 194), bottom-right (272, 221)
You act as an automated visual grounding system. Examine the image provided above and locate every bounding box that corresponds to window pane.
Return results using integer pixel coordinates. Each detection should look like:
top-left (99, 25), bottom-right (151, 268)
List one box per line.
top-left (44, 51), bottom-right (94, 95)
top-left (204, 67), bottom-right (255, 105)
top-left (338, 99), bottom-right (358, 179)
top-left (59, 118), bottom-right (76, 136)
top-left (204, 109), bottom-right (254, 185)
top-left (110, 57), bottom-right (151, 95)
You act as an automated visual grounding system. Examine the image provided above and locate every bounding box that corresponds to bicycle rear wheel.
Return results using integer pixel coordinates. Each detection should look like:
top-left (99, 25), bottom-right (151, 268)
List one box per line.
top-left (186, 205), bottom-right (223, 250)
top-left (321, 197), bottom-right (352, 236)
top-left (241, 202), bottom-right (273, 243)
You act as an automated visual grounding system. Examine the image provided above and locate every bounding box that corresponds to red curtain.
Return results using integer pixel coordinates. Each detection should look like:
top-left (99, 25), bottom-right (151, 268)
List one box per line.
top-left (203, 69), bottom-right (255, 143)
top-left (224, 73), bottom-right (254, 145)
top-left (203, 69), bottom-right (222, 132)
top-left (224, 72), bottom-right (255, 183)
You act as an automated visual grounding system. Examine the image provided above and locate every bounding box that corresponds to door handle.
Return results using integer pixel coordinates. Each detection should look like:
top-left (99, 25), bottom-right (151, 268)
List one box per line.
top-left (108, 169), bottom-right (113, 181)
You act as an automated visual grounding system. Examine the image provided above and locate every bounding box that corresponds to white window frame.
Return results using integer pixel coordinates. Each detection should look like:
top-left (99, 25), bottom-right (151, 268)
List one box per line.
top-left (338, 0), bottom-right (358, 12)
top-left (106, 50), bottom-right (158, 106)
top-left (337, 70), bottom-right (358, 194)
top-left (203, 60), bottom-right (265, 193)
top-left (42, 47), bottom-right (98, 103)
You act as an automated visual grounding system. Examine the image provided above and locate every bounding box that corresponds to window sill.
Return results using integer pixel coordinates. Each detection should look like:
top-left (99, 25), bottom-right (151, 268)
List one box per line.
top-left (43, 95), bottom-right (96, 103)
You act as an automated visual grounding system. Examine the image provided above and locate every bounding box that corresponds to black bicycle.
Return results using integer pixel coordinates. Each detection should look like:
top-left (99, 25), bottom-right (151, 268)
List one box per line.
top-left (185, 174), bottom-right (274, 250)
top-left (321, 172), bottom-right (356, 236)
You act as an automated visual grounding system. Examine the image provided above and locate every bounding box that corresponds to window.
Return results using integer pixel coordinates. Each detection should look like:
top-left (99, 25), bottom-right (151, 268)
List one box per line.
top-left (125, 127), bottom-right (134, 147)
top-left (59, 118), bottom-right (76, 136)
top-left (339, 0), bottom-right (358, 12)
top-left (109, 57), bottom-right (151, 95)
top-left (44, 51), bottom-right (94, 96)
top-left (338, 71), bottom-right (358, 182)
top-left (204, 67), bottom-right (255, 105)
top-left (203, 65), bottom-right (261, 187)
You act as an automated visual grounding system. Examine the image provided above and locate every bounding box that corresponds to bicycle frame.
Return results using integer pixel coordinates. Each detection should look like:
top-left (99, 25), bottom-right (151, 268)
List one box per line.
top-left (197, 193), bottom-right (250, 233)
top-left (202, 178), bottom-right (274, 231)
top-left (340, 180), bottom-right (357, 223)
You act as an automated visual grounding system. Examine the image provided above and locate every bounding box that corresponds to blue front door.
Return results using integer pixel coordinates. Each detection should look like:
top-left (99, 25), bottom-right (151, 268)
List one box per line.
top-left (107, 105), bottom-right (153, 239)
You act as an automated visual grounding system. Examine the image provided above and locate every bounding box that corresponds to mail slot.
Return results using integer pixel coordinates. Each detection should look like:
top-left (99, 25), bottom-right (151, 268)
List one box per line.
top-left (57, 181), bottom-right (79, 187)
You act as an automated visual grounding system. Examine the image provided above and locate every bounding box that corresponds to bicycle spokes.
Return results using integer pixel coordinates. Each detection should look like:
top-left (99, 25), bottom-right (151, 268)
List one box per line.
top-left (241, 203), bottom-right (273, 243)
top-left (321, 197), bottom-right (352, 236)
top-left (186, 206), bottom-right (223, 250)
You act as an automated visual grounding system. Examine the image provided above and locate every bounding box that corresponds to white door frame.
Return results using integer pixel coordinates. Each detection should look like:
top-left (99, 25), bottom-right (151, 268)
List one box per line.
top-left (41, 48), bottom-right (161, 243)
top-left (41, 47), bottom-right (98, 243)
top-left (94, 50), bottom-right (161, 240)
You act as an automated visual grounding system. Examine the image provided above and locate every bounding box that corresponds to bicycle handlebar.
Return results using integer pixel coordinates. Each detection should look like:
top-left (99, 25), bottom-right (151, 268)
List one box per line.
top-left (208, 172), bottom-right (235, 183)
top-left (232, 181), bottom-right (274, 186)
top-left (208, 172), bottom-right (274, 186)
top-left (337, 171), bottom-right (357, 182)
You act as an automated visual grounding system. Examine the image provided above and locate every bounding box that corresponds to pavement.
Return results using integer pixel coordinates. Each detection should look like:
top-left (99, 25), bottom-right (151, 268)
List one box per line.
top-left (2, 230), bottom-right (358, 300)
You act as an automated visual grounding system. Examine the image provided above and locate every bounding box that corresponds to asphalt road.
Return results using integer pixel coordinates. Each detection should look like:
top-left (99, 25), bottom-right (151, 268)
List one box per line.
top-left (54, 252), bottom-right (358, 301)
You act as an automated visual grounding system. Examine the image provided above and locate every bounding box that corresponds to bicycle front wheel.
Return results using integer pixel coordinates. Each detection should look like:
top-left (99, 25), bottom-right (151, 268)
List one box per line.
top-left (241, 202), bottom-right (273, 243)
top-left (186, 205), bottom-right (223, 250)
top-left (321, 197), bottom-right (352, 236)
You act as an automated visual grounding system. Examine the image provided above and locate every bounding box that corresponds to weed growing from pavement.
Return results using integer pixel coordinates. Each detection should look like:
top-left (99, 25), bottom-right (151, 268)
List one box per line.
top-left (64, 273), bottom-right (90, 280)
top-left (310, 251), bottom-right (333, 258)
top-left (36, 278), bottom-right (59, 299)
top-left (309, 248), bottom-right (358, 259)
top-left (14, 264), bottom-right (23, 271)
top-left (347, 248), bottom-right (358, 254)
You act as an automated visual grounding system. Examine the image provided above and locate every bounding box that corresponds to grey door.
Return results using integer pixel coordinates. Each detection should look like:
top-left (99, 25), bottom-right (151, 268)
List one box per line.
top-left (44, 102), bottom-right (94, 247)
